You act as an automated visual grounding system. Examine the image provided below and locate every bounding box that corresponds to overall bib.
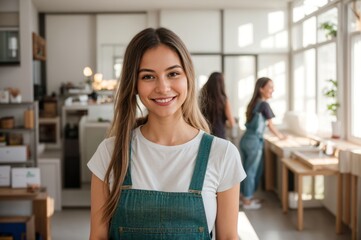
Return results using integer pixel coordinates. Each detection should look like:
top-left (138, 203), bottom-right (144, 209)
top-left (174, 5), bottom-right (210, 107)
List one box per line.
top-left (240, 101), bottom-right (266, 199)
top-left (109, 133), bottom-right (214, 240)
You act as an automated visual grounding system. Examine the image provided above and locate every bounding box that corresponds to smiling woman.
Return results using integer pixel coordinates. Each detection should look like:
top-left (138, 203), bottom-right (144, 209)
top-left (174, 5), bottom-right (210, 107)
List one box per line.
top-left (87, 27), bottom-right (246, 240)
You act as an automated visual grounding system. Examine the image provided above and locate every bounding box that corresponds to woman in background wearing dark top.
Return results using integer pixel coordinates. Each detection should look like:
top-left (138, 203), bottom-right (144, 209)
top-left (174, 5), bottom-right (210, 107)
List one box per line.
top-left (239, 77), bottom-right (286, 209)
top-left (199, 72), bottom-right (235, 139)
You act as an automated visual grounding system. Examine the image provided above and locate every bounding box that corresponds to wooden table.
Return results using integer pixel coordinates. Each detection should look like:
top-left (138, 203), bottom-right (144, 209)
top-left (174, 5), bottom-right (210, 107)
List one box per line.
top-left (281, 157), bottom-right (342, 233)
top-left (264, 133), bottom-right (318, 192)
top-left (0, 188), bottom-right (54, 240)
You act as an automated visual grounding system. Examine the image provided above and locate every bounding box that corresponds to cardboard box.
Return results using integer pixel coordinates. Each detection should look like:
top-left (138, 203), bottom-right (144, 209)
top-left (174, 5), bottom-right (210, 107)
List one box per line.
top-left (11, 168), bottom-right (40, 188)
top-left (0, 165), bottom-right (11, 187)
top-left (0, 146), bottom-right (27, 162)
top-left (43, 101), bottom-right (57, 117)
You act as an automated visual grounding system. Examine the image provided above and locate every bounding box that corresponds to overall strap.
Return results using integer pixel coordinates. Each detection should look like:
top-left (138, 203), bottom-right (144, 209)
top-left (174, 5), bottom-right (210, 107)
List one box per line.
top-left (189, 133), bottom-right (214, 194)
top-left (122, 142), bottom-right (132, 189)
top-left (252, 101), bottom-right (263, 114)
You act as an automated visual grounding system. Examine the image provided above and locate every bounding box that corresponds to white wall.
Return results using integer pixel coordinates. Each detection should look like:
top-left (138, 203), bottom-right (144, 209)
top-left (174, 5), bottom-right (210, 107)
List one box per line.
top-left (160, 10), bottom-right (221, 53)
top-left (0, 0), bottom-right (18, 12)
top-left (224, 9), bottom-right (288, 54)
top-left (46, 15), bottom-right (96, 95)
top-left (0, 0), bottom-right (36, 101)
top-left (96, 13), bottom-right (147, 80)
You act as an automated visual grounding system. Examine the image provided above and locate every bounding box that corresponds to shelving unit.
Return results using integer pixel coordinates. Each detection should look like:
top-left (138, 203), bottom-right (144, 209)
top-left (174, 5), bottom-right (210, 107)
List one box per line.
top-left (0, 102), bottom-right (39, 167)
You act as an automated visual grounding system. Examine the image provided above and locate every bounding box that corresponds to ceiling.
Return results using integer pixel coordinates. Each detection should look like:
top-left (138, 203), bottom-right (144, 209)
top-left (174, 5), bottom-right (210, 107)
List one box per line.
top-left (32, 0), bottom-right (292, 12)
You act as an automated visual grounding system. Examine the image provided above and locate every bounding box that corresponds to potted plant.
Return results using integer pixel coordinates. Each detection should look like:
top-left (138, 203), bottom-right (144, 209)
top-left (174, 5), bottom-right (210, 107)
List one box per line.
top-left (323, 79), bottom-right (340, 138)
top-left (319, 21), bottom-right (337, 39)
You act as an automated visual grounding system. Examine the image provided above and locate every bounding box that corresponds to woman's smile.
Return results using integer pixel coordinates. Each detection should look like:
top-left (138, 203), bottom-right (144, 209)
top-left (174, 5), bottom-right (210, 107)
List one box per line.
top-left (152, 96), bottom-right (177, 105)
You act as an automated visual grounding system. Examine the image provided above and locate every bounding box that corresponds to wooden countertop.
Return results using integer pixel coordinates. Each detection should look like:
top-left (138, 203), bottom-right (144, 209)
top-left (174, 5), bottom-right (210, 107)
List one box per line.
top-left (0, 187), bottom-right (47, 200)
top-left (292, 149), bottom-right (338, 171)
top-left (264, 131), bottom-right (319, 157)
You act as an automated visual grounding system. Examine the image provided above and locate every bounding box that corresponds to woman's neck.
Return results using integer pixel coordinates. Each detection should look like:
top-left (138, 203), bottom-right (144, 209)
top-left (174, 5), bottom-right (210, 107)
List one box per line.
top-left (140, 115), bottom-right (198, 146)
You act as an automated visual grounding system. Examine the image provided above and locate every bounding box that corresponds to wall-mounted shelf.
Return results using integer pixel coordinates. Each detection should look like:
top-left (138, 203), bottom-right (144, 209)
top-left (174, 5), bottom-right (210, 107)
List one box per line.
top-left (0, 128), bottom-right (35, 133)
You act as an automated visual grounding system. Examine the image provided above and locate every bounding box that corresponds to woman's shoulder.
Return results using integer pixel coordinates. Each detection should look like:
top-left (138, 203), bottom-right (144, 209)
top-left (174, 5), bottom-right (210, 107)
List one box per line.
top-left (97, 136), bottom-right (116, 153)
top-left (256, 100), bottom-right (271, 112)
top-left (209, 134), bottom-right (239, 155)
top-left (258, 100), bottom-right (270, 108)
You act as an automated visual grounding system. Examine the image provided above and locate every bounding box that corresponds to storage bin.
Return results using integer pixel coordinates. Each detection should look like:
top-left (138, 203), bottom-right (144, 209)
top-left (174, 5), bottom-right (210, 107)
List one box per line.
top-left (0, 117), bottom-right (14, 129)
top-left (0, 146), bottom-right (27, 162)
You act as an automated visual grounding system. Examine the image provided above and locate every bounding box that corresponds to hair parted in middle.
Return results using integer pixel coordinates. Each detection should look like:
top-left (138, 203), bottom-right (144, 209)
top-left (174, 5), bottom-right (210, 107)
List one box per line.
top-left (102, 27), bottom-right (210, 222)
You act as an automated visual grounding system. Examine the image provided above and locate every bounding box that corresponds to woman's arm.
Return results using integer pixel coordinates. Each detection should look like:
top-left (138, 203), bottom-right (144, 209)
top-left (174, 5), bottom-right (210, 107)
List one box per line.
top-left (267, 119), bottom-right (286, 140)
top-left (225, 99), bottom-right (236, 128)
top-left (215, 183), bottom-right (240, 240)
top-left (90, 174), bottom-right (109, 240)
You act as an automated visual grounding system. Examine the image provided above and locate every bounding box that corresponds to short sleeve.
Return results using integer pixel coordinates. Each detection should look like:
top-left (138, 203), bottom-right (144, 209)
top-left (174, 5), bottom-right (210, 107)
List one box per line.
top-left (259, 101), bottom-right (275, 120)
top-left (87, 138), bottom-right (114, 183)
top-left (217, 142), bottom-right (246, 192)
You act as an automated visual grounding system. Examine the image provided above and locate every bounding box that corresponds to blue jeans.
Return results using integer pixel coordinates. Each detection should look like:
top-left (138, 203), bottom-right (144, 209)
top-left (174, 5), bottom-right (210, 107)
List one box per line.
top-left (239, 133), bottom-right (264, 199)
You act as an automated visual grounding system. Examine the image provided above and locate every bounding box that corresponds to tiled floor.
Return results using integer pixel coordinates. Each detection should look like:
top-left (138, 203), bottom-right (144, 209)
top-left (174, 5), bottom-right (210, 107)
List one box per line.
top-left (242, 191), bottom-right (351, 240)
top-left (51, 190), bottom-right (352, 240)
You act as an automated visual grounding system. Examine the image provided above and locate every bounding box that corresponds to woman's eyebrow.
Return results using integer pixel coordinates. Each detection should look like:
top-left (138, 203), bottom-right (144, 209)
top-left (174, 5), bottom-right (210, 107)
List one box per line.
top-left (166, 65), bottom-right (183, 71)
top-left (138, 65), bottom-right (183, 73)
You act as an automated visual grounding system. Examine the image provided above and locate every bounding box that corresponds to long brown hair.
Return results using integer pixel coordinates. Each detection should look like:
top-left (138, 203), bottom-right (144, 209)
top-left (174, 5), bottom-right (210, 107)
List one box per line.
top-left (102, 27), bottom-right (210, 222)
top-left (199, 72), bottom-right (227, 132)
top-left (245, 77), bottom-right (272, 123)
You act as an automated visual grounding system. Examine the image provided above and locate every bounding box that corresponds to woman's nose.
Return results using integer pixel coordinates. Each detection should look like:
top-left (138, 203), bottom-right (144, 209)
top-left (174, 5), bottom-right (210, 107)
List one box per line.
top-left (155, 76), bottom-right (170, 93)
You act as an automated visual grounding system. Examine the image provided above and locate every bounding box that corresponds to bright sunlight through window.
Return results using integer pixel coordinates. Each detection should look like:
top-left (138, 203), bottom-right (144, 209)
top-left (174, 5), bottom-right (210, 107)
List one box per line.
top-left (238, 23), bottom-right (253, 48)
top-left (268, 11), bottom-right (284, 34)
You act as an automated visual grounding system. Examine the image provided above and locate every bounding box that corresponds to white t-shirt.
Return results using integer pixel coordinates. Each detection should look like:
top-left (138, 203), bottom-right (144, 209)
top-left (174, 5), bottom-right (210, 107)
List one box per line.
top-left (88, 127), bottom-right (246, 233)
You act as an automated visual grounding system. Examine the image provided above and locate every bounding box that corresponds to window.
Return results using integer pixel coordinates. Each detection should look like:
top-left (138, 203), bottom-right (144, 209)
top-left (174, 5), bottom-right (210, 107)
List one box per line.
top-left (291, 2), bottom-right (338, 136)
top-left (258, 55), bottom-right (288, 124)
top-left (317, 43), bottom-right (336, 134)
top-left (351, 34), bottom-right (361, 138)
top-left (192, 55), bottom-right (222, 91)
top-left (317, 8), bottom-right (338, 43)
top-left (303, 17), bottom-right (317, 47)
top-left (293, 49), bottom-right (316, 113)
top-left (224, 56), bottom-right (256, 128)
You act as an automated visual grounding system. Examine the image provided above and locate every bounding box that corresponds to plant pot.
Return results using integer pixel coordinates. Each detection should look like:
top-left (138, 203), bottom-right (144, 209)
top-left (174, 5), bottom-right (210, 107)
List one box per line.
top-left (331, 121), bottom-right (341, 139)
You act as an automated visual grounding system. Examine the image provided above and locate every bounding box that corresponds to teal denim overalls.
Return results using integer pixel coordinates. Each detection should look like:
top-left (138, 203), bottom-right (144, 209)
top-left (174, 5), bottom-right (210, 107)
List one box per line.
top-left (239, 101), bottom-right (266, 199)
top-left (109, 133), bottom-right (214, 240)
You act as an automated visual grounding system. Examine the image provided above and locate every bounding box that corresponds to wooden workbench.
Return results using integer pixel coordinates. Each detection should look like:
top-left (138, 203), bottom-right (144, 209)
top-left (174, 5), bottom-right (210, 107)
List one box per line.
top-left (264, 132), bottom-right (318, 192)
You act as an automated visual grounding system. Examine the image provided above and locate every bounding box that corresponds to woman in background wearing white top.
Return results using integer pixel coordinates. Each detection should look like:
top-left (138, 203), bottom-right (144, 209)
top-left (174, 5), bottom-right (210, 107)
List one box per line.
top-left (87, 27), bottom-right (246, 240)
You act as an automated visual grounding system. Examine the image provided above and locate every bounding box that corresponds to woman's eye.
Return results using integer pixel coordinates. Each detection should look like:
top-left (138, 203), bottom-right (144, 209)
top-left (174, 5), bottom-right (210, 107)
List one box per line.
top-left (141, 75), bottom-right (154, 80)
top-left (168, 72), bottom-right (180, 78)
